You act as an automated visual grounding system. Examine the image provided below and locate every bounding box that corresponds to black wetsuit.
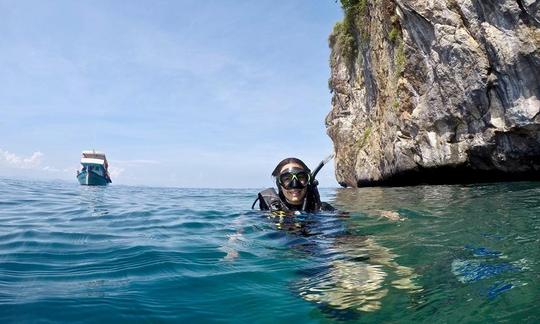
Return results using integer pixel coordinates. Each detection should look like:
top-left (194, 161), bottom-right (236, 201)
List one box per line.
top-left (255, 187), bottom-right (335, 213)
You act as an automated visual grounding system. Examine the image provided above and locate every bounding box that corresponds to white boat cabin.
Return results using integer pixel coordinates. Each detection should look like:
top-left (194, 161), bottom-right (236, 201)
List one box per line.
top-left (81, 150), bottom-right (109, 170)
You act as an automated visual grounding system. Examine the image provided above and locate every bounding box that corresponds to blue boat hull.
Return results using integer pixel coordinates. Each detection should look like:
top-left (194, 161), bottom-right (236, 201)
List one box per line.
top-left (77, 170), bottom-right (111, 186)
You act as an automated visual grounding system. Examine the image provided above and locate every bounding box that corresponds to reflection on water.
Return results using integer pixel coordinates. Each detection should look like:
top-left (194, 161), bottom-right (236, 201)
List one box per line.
top-left (333, 185), bottom-right (474, 217)
top-left (267, 208), bottom-right (422, 313)
top-left (317, 183), bottom-right (540, 320)
top-left (296, 235), bottom-right (421, 312)
top-left (2, 179), bottom-right (538, 322)
top-left (78, 186), bottom-right (109, 217)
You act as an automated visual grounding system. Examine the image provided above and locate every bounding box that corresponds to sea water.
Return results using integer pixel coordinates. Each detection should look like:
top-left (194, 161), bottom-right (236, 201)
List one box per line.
top-left (0, 178), bottom-right (538, 322)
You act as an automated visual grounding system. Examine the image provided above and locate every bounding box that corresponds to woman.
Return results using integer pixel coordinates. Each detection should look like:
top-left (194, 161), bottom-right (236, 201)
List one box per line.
top-left (255, 157), bottom-right (334, 212)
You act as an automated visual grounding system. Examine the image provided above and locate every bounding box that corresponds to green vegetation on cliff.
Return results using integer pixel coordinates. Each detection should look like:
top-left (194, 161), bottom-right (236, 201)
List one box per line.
top-left (330, 0), bottom-right (403, 66)
top-left (329, 0), bottom-right (369, 64)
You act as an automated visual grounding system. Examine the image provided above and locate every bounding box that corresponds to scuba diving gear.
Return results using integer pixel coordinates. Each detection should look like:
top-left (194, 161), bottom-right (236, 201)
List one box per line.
top-left (277, 167), bottom-right (310, 189)
top-left (252, 188), bottom-right (290, 212)
top-left (253, 154), bottom-right (335, 213)
top-left (311, 154), bottom-right (334, 179)
top-left (301, 154), bottom-right (334, 211)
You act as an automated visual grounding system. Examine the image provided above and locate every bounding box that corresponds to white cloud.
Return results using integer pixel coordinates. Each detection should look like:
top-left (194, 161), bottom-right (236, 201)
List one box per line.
top-left (0, 149), bottom-right (43, 169)
top-left (108, 166), bottom-right (125, 178)
top-left (0, 149), bottom-right (80, 178)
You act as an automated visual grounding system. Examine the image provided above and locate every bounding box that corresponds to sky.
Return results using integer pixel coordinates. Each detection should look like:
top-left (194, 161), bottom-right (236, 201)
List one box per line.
top-left (0, 0), bottom-right (343, 188)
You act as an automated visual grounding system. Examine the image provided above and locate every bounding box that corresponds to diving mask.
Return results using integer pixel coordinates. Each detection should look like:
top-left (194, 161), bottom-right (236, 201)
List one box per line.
top-left (278, 168), bottom-right (311, 189)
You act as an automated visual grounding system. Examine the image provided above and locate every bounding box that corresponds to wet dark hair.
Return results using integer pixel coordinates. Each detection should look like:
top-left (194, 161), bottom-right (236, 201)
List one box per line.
top-left (271, 157), bottom-right (310, 177)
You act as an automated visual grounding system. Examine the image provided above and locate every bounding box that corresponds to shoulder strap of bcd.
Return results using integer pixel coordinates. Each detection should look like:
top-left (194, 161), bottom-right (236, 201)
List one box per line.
top-left (255, 188), bottom-right (289, 212)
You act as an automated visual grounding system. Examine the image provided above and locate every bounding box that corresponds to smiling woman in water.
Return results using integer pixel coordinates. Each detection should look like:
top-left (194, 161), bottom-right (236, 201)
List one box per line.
top-left (253, 157), bottom-right (335, 213)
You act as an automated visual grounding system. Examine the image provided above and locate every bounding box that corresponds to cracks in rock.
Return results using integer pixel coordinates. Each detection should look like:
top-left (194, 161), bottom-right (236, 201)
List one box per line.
top-left (516, 0), bottom-right (540, 27)
top-left (360, 49), bottom-right (378, 113)
top-left (483, 64), bottom-right (495, 126)
top-left (399, 5), bottom-right (435, 57)
top-left (431, 67), bottom-right (451, 110)
top-left (334, 92), bottom-right (353, 118)
top-left (463, 2), bottom-right (499, 97)
top-left (482, 63), bottom-right (511, 129)
top-left (399, 3), bottom-right (446, 108)
top-left (451, 0), bottom-right (506, 130)
top-left (449, 124), bottom-right (460, 143)
top-left (449, 0), bottom-right (475, 38)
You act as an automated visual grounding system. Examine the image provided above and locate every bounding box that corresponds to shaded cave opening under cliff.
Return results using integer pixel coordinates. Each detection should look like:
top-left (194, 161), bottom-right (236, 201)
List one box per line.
top-left (350, 165), bottom-right (540, 187)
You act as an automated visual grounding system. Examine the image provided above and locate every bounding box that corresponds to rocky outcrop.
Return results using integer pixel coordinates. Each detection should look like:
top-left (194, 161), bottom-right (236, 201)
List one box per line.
top-left (326, 0), bottom-right (540, 187)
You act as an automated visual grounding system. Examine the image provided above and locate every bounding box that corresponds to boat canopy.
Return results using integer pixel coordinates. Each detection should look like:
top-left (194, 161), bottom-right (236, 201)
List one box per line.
top-left (81, 150), bottom-right (109, 169)
top-left (81, 158), bottom-right (106, 165)
top-left (82, 150), bottom-right (107, 160)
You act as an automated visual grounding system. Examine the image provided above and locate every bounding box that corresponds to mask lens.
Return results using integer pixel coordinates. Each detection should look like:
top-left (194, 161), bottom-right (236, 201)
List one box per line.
top-left (279, 173), bottom-right (294, 188)
top-left (296, 172), bottom-right (309, 186)
top-left (279, 170), bottom-right (309, 189)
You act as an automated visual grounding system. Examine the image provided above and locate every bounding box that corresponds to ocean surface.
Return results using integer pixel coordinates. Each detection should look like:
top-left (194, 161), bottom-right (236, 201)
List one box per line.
top-left (0, 178), bottom-right (539, 323)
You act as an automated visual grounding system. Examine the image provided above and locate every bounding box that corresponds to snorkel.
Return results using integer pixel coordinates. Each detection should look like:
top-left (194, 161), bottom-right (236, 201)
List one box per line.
top-left (301, 154), bottom-right (334, 211)
top-left (311, 154), bottom-right (334, 183)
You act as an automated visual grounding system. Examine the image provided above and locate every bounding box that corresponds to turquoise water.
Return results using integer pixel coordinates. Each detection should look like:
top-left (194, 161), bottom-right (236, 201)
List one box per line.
top-left (1, 178), bottom-right (538, 322)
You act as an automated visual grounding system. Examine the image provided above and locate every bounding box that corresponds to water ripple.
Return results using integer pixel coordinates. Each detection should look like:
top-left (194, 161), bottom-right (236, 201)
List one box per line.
top-left (0, 178), bottom-right (538, 322)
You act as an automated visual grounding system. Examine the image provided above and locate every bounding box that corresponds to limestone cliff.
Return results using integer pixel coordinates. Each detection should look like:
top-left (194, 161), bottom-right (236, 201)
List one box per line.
top-left (326, 0), bottom-right (540, 187)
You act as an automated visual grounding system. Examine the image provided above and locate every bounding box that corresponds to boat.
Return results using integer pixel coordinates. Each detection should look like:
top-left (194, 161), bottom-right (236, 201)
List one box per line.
top-left (77, 150), bottom-right (112, 185)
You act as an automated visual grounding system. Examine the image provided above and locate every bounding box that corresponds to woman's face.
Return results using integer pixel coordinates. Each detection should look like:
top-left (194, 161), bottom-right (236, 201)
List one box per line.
top-left (278, 162), bottom-right (308, 205)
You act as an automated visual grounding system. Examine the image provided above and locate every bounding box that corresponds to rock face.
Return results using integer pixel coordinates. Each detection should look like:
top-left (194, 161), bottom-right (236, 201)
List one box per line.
top-left (326, 0), bottom-right (540, 187)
